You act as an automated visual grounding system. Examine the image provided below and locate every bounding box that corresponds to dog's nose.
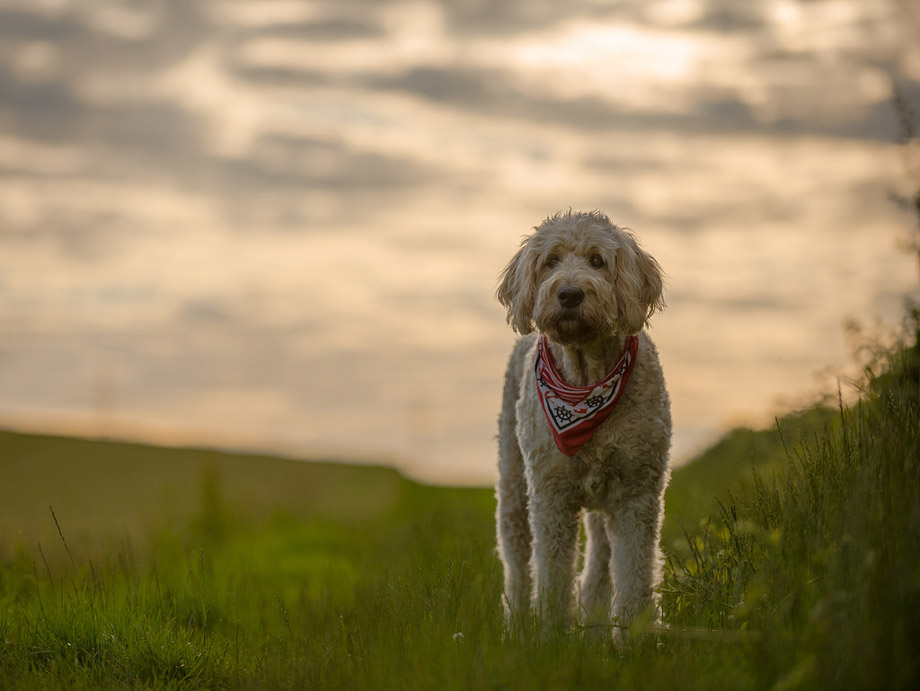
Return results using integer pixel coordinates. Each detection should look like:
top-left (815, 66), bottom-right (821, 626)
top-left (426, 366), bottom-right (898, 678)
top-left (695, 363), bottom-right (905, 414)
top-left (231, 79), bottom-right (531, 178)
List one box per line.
top-left (557, 286), bottom-right (585, 309)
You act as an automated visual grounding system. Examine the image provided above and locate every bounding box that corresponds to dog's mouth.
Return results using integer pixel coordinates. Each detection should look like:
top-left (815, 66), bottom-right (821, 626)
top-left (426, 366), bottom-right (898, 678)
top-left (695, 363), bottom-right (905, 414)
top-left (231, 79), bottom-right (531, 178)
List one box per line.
top-left (557, 309), bottom-right (580, 324)
top-left (549, 309), bottom-right (600, 344)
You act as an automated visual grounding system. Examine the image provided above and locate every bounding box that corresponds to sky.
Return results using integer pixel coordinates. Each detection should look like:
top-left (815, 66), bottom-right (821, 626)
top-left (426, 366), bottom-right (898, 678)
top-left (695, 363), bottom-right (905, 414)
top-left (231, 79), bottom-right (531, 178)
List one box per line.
top-left (1, 0), bottom-right (919, 484)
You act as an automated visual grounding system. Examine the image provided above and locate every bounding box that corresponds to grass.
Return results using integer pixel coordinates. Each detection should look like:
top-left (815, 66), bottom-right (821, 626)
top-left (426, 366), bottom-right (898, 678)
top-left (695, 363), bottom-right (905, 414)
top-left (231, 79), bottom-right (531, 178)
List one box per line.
top-left (0, 339), bottom-right (918, 689)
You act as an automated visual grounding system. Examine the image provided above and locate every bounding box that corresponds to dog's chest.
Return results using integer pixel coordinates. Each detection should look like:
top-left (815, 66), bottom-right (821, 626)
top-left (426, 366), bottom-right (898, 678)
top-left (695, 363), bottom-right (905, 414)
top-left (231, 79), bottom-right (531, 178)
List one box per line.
top-left (516, 378), bottom-right (641, 508)
top-left (571, 445), bottom-right (634, 508)
top-left (517, 362), bottom-right (652, 509)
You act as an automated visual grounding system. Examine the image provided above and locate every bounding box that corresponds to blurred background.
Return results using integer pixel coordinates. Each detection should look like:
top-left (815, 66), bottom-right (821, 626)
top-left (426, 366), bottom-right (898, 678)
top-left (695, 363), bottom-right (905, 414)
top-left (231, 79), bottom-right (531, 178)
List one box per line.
top-left (1, 0), bottom-right (918, 484)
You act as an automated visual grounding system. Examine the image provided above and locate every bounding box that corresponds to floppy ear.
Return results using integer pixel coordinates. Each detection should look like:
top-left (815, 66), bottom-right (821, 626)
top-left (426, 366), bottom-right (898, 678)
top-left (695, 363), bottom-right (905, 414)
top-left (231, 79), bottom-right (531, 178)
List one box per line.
top-left (496, 240), bottom-right (537, 335)
top-left (613, 232), bottom-right (665, 334)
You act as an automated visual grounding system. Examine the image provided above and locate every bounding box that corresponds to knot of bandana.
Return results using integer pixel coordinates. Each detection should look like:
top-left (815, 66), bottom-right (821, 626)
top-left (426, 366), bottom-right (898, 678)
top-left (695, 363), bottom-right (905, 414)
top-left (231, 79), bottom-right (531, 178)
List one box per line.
top-left (534, 334), bottom-right (639, 456)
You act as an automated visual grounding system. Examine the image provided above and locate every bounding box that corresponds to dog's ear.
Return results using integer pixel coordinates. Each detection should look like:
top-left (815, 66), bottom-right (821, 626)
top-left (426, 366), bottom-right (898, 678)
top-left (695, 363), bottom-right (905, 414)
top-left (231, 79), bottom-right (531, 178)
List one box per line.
top-left (613, 232), bottom-right (665, 334)
top-left (496, 240), bottom-right (537, 335)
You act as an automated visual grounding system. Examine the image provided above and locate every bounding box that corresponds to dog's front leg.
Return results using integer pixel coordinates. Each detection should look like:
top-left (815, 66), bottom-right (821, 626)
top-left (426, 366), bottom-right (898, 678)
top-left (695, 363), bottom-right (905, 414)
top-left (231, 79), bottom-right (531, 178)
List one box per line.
top-left (610, 492), bottom-right (664, 634)
top-left (528, 490), bottom-right (580, 631)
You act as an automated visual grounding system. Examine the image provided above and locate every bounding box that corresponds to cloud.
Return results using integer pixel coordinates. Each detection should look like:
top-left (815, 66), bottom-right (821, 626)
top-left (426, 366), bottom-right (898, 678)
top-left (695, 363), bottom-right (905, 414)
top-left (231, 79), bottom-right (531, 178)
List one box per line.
top-left (685, 1), bottom-right (769, 32)
top-left (372, 65), bottom-right (495, 104)
top-left (0, 68), bottom-right (85, 142)
top-left (0, 2), bottom-right (206, 76)
top-left (435, 0), bottom-right (620, 37)
top-left (176, 298), bottom-right (237, 326)
top-left (238, 132), bottom-right (440, 192)
top-left (365, 66), bottom-right (765, 136)
top-left (369, 60), bottom-right (915, 141)
top-left (0, 206), bottom-right (132, 260)
top-left (246, 18), bottom-right (385, 42)
top-left (224, 62), bottom-right (330, 88)
top-left (0, 53), bottom-right (443, 233)
top-left (0, 7), bottom-right (77, 41)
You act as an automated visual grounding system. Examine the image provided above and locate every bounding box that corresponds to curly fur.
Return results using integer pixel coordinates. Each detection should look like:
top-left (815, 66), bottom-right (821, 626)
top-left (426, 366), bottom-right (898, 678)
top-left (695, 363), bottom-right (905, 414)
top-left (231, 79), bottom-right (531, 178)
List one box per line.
top-left (495, 210), bottom-right (671, 640)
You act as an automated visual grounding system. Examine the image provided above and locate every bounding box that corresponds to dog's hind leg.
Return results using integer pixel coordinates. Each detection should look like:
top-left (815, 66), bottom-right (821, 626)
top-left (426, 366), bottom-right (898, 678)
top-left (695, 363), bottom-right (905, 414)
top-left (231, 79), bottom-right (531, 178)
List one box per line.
top-left (496, 443), bottom-right (531, 627)
top-left (496, 366), bottom-right (532, 629)
top-left (578, 511), bottom-right (612, 632)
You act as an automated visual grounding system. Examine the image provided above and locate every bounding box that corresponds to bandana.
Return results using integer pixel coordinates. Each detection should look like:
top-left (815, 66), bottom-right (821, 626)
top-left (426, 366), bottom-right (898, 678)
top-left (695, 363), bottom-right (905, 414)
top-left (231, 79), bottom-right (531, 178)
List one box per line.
top-left (534, 334), bottom-right (639, 456)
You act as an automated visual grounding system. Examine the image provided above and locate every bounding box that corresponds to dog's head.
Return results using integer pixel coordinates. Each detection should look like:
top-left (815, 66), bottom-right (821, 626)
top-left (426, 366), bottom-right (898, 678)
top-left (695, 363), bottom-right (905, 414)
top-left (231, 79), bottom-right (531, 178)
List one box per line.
top-left (496, 211), bottom-right (664, 345)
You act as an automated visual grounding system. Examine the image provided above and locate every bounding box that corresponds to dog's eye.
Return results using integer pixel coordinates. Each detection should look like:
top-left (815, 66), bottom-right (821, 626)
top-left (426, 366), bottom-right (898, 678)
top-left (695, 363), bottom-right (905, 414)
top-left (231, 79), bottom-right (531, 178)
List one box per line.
top-left (589, 254), bottom-right (605, 269)
top-left (546, 255), bottom-right (560, 268)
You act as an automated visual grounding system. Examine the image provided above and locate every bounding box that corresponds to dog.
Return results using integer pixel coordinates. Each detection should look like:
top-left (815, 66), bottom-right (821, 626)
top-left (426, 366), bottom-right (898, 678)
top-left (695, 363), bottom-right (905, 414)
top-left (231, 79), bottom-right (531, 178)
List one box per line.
top-left (495, 210), bottom-right (671, 639)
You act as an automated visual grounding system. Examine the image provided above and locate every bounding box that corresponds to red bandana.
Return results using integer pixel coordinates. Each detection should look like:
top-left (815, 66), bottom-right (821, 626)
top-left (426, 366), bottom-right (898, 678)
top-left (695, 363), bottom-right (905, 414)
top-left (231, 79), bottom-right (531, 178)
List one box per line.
top-left (534, 334), bottom-right (639, 456)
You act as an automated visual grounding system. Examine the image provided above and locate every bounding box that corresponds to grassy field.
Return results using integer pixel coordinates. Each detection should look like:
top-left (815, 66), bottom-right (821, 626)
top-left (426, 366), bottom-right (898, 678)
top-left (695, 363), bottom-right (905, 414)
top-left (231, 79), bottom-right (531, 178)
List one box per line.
top-left (1, 341), bottom-right (918, 689)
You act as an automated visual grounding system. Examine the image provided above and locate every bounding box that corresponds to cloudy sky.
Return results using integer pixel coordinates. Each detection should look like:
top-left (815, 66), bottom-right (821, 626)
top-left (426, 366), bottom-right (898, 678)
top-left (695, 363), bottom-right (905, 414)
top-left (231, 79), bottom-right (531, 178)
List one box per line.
top-left (1, 0), bottom-right (919, 484)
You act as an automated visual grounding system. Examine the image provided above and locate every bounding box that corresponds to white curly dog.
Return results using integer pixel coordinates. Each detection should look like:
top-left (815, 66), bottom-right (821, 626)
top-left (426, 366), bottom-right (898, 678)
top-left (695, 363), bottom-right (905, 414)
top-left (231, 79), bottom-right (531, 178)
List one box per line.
top-left (495, 210), bottom-right (671, 639)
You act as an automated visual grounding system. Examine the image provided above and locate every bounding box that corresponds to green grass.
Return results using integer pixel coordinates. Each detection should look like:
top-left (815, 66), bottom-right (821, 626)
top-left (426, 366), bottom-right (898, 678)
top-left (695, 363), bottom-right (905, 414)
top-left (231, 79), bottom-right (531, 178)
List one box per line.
top-left (1, 341), bottom-right (918, 689)
top-left (661, 405), bottom-right (839, 551)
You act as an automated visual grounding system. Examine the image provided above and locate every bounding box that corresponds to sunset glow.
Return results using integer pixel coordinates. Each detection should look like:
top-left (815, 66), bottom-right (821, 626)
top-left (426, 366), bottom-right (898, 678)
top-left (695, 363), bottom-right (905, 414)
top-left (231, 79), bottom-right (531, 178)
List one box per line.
top-left (1, 0), bottom-right (918, 483)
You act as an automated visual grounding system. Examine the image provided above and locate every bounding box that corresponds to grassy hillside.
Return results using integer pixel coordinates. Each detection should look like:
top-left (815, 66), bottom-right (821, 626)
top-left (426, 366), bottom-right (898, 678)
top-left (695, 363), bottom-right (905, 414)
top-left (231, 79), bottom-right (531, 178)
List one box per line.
top-left (0, 431), bottom-right (424, 549)
top-left (662, 406), bottom-right (838, 549)
top-left (0, 338), bottom-right (917, 689)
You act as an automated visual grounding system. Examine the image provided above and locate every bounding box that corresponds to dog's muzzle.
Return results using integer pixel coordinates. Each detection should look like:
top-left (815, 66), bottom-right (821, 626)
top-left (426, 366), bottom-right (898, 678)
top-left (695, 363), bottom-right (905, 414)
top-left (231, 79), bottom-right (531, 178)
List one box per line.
top-left (555, 285), bottom-right (589, 337)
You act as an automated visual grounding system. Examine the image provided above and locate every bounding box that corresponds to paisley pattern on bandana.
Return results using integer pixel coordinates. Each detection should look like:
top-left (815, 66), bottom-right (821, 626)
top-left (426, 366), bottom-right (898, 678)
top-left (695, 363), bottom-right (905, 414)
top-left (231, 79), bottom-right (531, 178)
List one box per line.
top-left (534, 334), bottom-right (639, 456)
